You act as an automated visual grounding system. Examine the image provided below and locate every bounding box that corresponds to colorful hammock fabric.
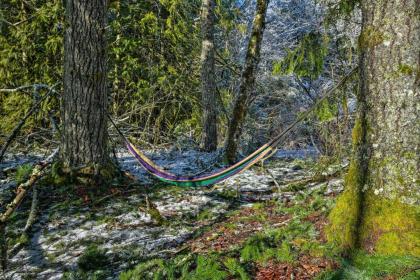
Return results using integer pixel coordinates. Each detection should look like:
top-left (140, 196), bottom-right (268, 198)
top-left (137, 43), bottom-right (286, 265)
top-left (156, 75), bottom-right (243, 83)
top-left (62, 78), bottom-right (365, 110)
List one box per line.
top-left (125, 140), bottom-right (277, 187)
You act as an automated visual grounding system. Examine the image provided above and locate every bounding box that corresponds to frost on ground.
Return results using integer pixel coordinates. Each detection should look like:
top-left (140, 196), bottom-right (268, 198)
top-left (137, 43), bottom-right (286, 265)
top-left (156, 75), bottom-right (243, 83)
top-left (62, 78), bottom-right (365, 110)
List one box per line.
top-left (0, 147), bottom-right (343, 280)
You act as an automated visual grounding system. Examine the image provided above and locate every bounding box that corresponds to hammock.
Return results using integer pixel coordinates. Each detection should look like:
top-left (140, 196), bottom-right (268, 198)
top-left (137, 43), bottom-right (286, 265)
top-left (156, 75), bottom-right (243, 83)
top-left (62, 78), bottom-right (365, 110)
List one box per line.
top-left (110, 114), bottom-right (288, 187)
top-left (110, 67), bottom-right (356, 187)
top-left (125, 139), bottom-right (277, 187)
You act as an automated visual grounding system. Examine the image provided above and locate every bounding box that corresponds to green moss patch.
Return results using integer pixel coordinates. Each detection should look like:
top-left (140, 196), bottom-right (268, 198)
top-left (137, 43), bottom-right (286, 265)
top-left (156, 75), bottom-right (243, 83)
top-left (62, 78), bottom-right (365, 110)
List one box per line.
top-left (359, 192), bottom-right (420, 256)
top-left (358, 26), bottom-right (385, 49)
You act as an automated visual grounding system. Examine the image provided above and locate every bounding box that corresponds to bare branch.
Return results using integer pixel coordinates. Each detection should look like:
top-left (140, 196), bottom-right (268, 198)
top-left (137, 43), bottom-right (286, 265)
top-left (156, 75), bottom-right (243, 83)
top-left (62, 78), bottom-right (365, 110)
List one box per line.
top-left (0, 83), bottom-right (59, 163)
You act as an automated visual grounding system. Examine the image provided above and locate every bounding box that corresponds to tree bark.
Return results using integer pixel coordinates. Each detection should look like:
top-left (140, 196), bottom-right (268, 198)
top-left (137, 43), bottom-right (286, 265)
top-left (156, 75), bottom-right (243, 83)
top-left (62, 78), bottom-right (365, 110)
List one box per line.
top-left (61, 0), bottom-right (110, 169)
top-left (200, 0), bottom-right (218, 152)
top-left (327, 0), bottom-right (419, 255)
top-left (224, 0), bottom-right (270, 163)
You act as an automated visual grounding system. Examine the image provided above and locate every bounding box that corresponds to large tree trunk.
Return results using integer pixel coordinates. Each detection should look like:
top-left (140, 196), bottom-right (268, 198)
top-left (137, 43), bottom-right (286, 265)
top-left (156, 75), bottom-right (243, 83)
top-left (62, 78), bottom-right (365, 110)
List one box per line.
top-left (200, 0), bottom-right (218, 152)
top-left (224, 0), bottom-right (269, 163)
top-left (327, 0), bottom-right (419, 255)
top-left (61, 0), bottom-right (111, 170)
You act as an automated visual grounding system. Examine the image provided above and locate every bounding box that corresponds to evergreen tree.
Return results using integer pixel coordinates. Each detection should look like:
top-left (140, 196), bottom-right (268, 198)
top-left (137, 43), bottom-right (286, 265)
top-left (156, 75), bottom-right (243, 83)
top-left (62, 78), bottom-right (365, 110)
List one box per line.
top-left (200, 0), bottom-right (218, 152)
top-left (327, 0), bottom-right (419, 255)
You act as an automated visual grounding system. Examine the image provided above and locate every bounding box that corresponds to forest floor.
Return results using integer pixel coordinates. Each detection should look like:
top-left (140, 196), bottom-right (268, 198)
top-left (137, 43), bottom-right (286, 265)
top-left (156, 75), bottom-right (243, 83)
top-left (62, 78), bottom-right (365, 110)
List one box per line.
top-left (0, 149), bottom-right (418, 280)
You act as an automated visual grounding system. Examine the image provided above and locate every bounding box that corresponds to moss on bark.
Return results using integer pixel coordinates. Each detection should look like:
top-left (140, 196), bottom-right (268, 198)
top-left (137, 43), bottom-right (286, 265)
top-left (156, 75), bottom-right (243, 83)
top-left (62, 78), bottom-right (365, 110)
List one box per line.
top-left (326, 116), bottom-right (368, 253)
top-left (359, 192), bottom-right (420, 256)
top-left (326, 162), bottom-right (362, 252)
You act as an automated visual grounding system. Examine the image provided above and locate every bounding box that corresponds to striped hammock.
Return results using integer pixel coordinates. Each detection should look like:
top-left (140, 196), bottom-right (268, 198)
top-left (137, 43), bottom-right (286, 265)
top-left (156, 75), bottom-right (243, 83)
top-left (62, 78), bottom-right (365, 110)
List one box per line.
top-left (125, 139), bottom-right (278, 187)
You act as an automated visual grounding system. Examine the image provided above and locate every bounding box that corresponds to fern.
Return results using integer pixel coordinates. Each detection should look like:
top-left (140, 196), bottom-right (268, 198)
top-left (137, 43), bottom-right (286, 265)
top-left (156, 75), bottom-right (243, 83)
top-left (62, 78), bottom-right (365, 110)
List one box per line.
top-left (275, 242), bottom-right (295, 263)
top-left (184, 255), bottom-right (227, 280)
top-left (240, 234), bottom-right (267, 263)
top-left (77, 245), bottom-right (109, 272)
top-left (223, 258), bottom-right (250, 280)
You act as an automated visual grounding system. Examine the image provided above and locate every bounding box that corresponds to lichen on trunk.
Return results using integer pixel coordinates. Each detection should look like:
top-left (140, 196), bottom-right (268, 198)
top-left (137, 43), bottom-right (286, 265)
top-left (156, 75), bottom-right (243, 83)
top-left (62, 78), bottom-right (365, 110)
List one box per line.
top-left (327, 0), bottom-right (419, 256)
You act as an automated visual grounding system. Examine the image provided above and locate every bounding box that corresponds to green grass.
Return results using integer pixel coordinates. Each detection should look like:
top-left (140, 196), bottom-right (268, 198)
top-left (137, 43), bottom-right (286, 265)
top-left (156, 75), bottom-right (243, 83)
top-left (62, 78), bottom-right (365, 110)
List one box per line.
top-left (15, 163), bottom-right (33, 184)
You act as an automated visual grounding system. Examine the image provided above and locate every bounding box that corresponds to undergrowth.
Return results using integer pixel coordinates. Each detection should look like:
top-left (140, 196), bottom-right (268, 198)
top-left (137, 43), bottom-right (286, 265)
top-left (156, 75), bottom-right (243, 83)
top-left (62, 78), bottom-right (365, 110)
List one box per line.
top-left (120, 182), bottom-right (420, 279)
top-left (119, 254), bottom-right (231, 280)
top-left (316, 253), bottom-right (420, 280)
top-left (15, 163), bottom-right (33, 184)
top-left (120, 188), bottom-right (338, 279)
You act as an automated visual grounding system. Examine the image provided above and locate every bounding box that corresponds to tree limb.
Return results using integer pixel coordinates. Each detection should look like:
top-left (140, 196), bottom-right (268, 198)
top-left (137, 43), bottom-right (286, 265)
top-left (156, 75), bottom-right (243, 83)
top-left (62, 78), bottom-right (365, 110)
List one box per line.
top-left (0, 148), bottom-right (57, 271)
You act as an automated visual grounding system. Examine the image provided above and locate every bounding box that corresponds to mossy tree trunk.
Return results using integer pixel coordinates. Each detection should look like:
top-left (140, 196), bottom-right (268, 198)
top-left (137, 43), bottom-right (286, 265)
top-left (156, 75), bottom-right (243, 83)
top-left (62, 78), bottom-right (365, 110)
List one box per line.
top-left (61, 0), bottom-right (113, 174)
top-left (200, 0), bottom-right (218, 152)
top-left (327, 0), bottom-right (419, 256)
top-left (224, 0), bottom-right (270, 163)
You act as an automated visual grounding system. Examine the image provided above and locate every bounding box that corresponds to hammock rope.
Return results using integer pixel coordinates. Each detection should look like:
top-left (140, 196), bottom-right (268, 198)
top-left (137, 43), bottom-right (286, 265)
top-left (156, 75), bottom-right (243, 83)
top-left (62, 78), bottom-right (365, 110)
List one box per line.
top-left (110, 67), bottom-right (357, 187)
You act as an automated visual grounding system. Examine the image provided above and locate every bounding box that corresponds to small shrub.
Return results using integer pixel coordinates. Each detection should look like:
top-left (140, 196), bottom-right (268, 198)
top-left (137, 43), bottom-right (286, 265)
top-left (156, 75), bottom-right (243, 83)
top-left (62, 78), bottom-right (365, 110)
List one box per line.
top-left (15, 164), bottom-right (33, 184)
top-left (77, 244), bottom-right (109, 272)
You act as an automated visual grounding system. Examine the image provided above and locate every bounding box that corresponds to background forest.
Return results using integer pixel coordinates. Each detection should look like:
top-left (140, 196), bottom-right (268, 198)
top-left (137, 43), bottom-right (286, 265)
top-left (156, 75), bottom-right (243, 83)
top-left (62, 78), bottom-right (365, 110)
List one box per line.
top-left (0, 0), bottom-right (358, 157)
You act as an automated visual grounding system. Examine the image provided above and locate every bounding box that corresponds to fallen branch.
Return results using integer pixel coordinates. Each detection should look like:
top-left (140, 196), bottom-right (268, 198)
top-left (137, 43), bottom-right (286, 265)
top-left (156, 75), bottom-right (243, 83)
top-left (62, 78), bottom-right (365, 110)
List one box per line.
top-left (264, 167), bottom-right (282, 192)
top-left (0, 84), bottom-right (59, 163)
top-left (0, 148), bottom-right (58, 270)
top-left (280, 166), bottom-right (346, 192)
top-left (8, 184), bottom-right (39, 258)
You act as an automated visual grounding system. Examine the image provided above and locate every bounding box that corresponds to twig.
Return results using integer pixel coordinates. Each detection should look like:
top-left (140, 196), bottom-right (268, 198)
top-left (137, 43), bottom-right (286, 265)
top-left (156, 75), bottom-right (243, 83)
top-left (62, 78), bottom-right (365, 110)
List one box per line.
top-left (269, 66), bottom-right (359, 147)
top-left (0, 84), bottom-right (53, 93)
top-left (0, 84), bottom-right (59, 163)
top-left (0, 148), bottom-right (57, 224)
top-left (0, 148), bottom-right (58, 271)
top-left (8, 184), bottom-right (39, 258)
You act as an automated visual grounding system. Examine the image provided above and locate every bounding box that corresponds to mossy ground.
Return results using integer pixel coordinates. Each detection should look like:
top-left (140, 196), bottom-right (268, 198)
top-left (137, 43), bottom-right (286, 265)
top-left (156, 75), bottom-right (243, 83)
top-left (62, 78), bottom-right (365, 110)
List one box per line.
top-left (119, 187), bottom-right (342, 279)
top-left (4, 156), bottom-right (418, 279)
top-left (119, 175), bottom-right (419, 280)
